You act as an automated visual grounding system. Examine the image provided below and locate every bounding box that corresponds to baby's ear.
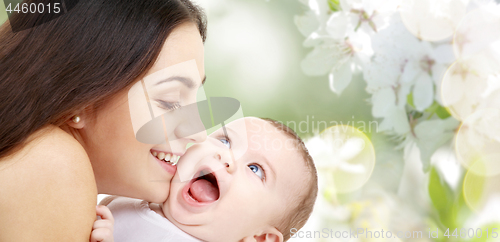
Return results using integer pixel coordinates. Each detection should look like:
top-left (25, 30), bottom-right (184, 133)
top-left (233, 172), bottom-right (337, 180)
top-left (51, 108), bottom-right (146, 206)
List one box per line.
top-left (242, 227), bottom-right (283, 242)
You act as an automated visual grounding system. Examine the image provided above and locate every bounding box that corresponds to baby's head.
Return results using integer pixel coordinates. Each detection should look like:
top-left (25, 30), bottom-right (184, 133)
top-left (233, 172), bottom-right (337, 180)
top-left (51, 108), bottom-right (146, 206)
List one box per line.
top-left (162, 117), bottom-right (318, 242)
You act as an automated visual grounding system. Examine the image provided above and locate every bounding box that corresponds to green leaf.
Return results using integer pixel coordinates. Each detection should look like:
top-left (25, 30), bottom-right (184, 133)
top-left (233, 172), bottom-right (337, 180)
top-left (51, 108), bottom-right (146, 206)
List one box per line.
top-left (328, 0), bottom-right (341, 12)
top-left (407, 92), bottom-right (415, 108)
top-left (425, 101), bottom-right (451, 119)
top-left (452, 182), bottom-right (472, 230)
top-left (435, 105), bottom-right (451, 119)
top-left (429, 166), bottom-right (456, 228)
top-left (429, 167), bottom-right (474, 234)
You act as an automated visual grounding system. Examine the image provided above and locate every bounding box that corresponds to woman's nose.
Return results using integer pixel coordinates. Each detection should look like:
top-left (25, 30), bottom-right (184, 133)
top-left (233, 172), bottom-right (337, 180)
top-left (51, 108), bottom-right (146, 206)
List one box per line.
top-left (174, 112), bottom-right (208, 144)
top-left (186, 129), bottom-right (207, 143)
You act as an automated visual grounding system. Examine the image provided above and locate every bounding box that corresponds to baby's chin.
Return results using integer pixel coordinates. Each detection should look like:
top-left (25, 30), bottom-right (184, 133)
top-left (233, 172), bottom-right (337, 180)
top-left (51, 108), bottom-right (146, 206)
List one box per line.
top-left (158, 202), bottom-right (247, 242)
top-left (155, 199), bottom-right (169, 221)
top-left (161, 193), bottom-right (178, 219)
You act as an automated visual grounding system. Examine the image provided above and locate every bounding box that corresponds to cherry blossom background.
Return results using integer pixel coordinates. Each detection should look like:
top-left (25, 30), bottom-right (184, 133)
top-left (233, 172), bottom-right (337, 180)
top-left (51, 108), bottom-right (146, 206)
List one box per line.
top-left (293, 0), bottom-right (500, 241)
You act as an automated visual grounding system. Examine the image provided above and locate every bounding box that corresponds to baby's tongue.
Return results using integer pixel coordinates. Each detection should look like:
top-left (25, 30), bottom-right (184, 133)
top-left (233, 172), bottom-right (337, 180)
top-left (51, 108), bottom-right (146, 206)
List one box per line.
top-left (190, 179), bottom-right (218, 202)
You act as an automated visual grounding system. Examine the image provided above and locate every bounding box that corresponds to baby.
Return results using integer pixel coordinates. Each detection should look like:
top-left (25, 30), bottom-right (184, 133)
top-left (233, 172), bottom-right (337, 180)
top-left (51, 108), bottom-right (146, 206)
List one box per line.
top-left (92, 117), bottom-right (318, 242)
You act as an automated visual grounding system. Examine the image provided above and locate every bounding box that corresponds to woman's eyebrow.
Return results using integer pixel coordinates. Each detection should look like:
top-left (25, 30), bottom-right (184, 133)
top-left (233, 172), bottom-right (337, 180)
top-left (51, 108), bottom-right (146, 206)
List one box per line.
top-left (154, 75), bottom-right (207, 88)
top-left (155, 76), bottom-right (195, 88)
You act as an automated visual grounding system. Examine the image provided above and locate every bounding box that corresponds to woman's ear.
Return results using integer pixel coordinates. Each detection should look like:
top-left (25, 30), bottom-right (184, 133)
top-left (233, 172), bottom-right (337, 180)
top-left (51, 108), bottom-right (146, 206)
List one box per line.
top-left (66, 114), bottom-right (86, 129)
top-left (242, 227), bottom-right (284, 242)
top-left (66, 105), bottom-right (93, 129)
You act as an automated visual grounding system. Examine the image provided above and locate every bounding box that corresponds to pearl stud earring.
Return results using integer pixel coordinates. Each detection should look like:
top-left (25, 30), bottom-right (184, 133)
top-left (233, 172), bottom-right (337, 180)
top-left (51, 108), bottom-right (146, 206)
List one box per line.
top-left (72, 116), bottom-right (81, 123)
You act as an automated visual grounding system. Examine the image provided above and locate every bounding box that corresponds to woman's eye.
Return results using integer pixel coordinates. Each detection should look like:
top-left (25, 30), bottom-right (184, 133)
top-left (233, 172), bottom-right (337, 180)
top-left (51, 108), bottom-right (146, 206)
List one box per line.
top-left (156, 100), bottom-right (181, 111)
top-left (248, 164), bottom-right (265, 180)
top-left (219, 137), bottom-right (231, 148)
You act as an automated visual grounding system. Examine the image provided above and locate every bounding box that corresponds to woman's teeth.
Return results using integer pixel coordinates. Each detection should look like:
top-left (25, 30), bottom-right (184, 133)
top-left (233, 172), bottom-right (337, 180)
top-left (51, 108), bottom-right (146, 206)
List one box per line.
top-left (151, 151), bottom-right (179, 165)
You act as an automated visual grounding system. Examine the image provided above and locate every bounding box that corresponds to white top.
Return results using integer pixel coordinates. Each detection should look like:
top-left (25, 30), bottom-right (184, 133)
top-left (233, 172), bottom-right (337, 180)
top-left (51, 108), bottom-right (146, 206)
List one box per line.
top-left (101, 196), bottom-right (202, 242)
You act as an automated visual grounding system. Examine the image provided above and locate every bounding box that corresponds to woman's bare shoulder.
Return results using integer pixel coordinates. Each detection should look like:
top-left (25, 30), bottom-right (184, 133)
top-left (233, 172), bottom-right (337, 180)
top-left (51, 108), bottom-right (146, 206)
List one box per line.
top-left (0, 125), bottom-right (97, 241)
top-left (0, 125), bottom-right (90, 167)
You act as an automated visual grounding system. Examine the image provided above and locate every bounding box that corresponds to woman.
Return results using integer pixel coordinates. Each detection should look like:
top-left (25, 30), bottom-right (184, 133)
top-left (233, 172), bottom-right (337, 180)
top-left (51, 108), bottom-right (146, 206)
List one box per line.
top-left (0, 0), bottom-right (207, 240)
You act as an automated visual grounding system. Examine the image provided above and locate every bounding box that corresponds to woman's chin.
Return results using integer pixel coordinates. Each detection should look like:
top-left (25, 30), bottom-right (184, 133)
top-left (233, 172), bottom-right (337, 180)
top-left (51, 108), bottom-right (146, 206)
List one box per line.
top-left (140, 186), bottom-right (170, 203)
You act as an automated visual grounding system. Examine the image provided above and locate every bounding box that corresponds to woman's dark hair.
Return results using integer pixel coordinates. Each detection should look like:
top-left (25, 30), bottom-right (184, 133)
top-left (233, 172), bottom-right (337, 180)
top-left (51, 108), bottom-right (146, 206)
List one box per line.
top-left (0, 0), bottom-right (207, 159)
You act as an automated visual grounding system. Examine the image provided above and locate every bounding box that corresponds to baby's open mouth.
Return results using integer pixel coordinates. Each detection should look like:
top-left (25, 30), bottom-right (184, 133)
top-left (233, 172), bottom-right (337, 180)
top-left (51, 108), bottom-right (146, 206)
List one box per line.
top-left (188, 169), bottom-right (220, 203)
top-left (151, 150), bottom-right (180, 165)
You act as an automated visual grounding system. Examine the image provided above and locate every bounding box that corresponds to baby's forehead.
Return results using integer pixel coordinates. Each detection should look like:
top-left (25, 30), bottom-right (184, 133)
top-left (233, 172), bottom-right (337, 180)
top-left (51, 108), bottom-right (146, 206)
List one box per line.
top-left (225, 117), bottom-right (287, 137)
top-left (212, 117), bottom-right (307, 168)
top-left (246, 120), bottom-right (309, 180)
top-left (226, 118), bottom-right (295, 149)
top-left (210, 117), bottom-right (287, 139)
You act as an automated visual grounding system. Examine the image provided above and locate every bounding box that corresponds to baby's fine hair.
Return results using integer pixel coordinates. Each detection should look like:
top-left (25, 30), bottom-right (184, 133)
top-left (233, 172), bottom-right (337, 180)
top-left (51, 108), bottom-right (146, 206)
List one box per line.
top-left (259, 118), bottom-right (318, 241)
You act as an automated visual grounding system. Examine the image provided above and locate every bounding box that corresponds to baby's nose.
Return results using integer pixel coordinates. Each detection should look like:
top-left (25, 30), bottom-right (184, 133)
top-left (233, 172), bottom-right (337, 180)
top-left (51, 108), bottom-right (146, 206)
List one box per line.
top-left (214, 151), bottom-right (236, 174)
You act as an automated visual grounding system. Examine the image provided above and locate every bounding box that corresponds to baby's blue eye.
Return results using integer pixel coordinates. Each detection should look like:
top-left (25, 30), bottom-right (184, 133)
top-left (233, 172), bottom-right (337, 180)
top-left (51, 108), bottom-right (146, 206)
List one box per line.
top-left (219, 138), bottom-right (231, 148)
top-left (248, 164), bottom-right (264, 180)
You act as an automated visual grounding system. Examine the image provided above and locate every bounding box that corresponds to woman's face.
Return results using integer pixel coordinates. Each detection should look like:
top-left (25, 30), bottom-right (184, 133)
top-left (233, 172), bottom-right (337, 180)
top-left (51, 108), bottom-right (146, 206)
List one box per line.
top-left (81, 23), bottom-right (206, 203)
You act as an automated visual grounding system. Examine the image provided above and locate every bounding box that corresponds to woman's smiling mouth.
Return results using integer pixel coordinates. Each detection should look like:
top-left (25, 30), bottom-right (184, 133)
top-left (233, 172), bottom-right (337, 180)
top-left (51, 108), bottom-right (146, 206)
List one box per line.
top-left (151, 149), bottom-right (181, 175)
top-left (151, 149), bottom-right (180, 165)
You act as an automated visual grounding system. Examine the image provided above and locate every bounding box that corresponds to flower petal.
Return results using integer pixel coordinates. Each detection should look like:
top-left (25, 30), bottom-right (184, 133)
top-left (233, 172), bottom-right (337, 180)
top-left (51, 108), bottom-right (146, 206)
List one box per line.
top-left (413, 73), bottom-right (435, 111)
top-left (431, 44), bottom-right (455, 64)
top-left (301, 45), bottom-right (339, 76)
top-left (390, 107), bottom-right (411, 134)
top-left (294, 10), bottom-right (320, 37)
top-left (375, 106), bottom-right (411, 134)
top-left (326, 12), bottom-right (350, 39)
top-left (329, 61), bottom-right (353, 95)
top-left (401, 59), bottom-right (419, 84)
top-left (371, 87), bottom-right (396, 117)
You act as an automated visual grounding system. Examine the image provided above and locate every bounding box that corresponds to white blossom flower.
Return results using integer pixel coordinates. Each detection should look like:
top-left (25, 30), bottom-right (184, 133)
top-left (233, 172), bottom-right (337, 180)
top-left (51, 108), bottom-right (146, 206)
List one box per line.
top-left (455, 108), bottom-right (500, 177)
top-left (365, 16), bottom-right (455, 136)
top-left (338, 0), bottom-right (401, 33)
top-left (296, 0), bottom-right (401, 95)
top-left (441, 54), bottom-right (500, 121)
top-left (294, 0), bottom-right (500, 238)
top-left (453, 3), bottom-right (500, 60)
top-left (399, 0), bottom-right (467, 41)
top-left (300, 29), bottom-right (373, 95)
